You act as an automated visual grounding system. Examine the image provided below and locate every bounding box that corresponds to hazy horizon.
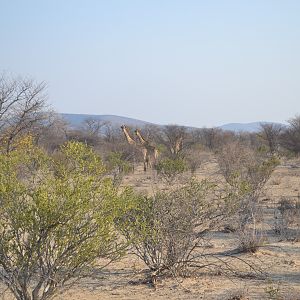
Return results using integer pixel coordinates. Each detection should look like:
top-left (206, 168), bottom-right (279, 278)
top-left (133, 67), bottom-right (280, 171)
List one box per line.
top-left (60, 112), bottom-right (288, 128)
top-left (1, 1), bottom-right (299, 127)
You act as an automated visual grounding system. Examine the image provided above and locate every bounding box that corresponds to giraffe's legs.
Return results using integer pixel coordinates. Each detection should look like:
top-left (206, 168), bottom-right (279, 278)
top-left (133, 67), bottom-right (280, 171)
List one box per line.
top-left (143, 148), bottom-right (148, 172)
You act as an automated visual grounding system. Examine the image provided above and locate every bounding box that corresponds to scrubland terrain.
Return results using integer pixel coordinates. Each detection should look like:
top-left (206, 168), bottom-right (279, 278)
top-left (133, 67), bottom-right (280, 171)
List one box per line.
top-left (1, 75), bottom-right (300, 300)
top-left (49, 158), bottom-right (300, 300)
top-left (1, 153), bottom-right (300, 300)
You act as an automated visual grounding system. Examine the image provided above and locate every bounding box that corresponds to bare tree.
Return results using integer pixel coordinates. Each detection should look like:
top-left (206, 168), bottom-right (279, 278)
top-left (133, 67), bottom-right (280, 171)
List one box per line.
top-left (281, 115), bottom-right (300, 154)
top-left (82, 117), bottom-right (108, 137)
top-left (258, 123), bottom-right (283, 154)
top-left (0, 73), bottom-right (48, 152)
top-left (35, 113), bottom-right (69, 152)
top-left (102, 122), bottom-right (123, 144)
top-left (199, 127), bottom-right (223, 151)
top-left (154, 125), bottom-right (187, 158)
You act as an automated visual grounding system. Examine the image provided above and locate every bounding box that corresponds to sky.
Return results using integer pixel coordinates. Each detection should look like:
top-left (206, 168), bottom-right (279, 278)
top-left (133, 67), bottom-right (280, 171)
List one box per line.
top-left (1, 0), bottom-right (299, 127)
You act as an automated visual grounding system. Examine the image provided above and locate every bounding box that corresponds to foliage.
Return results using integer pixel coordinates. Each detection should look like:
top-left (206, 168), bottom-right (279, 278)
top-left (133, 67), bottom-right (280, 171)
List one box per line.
top-left (107, 151), bottom-right (132, 174)
top-left (156, 157), bottom-right (187, 184)
top-left (0, 139), bottom-right (126, 300)
top-left (106, 151), bottom-right (133, 186)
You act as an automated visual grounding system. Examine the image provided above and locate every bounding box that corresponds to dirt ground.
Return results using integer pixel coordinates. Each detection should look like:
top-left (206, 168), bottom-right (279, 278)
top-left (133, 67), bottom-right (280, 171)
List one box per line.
top-left (1, 155), bottom-right (300, 300)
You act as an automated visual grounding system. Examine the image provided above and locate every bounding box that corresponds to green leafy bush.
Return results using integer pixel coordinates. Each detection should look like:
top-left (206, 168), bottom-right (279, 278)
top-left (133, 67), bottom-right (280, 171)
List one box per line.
top-left (156, 158), bottom-right (187, 184)
top-left (0, 138), bottom-right (127, 300)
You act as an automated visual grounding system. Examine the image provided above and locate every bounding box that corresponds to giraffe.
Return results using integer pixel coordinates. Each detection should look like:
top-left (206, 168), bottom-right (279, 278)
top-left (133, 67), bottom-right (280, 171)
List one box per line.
top-left (134, 129), bottom-right (159, 169)
top-left (172, 136), bottom-right (183, 156)
top-left (121, 125), bottom-right (136, 146)
top-left (121, 125), bottom-right (149, 172)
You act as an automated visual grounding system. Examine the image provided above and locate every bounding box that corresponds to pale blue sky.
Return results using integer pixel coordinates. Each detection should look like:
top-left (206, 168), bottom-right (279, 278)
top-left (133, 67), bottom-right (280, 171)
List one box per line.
top-left (1, 0), bottom-right (299, 127)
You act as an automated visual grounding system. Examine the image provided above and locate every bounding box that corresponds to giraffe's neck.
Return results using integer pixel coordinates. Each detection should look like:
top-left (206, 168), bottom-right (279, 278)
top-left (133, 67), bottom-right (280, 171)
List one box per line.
top-left (136, 131), bottom-right (147, 145)
top-left (122, 129), bottom-right (136, 145)
top-left (175, 137), bottom-right (183, 152)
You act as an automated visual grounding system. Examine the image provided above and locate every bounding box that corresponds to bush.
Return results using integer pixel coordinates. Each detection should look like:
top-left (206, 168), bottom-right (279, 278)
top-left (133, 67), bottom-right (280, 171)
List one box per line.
top-left (185, 146), bottom-right (210, 174)
top-left (217, 142), bottom-right (279, 250)
top-left (116, 180), bottom-right (224, 278)
top-left (106, 151), bottom-right (133, 186)
top-left (274, 197), bottom-right (300, 241)
top-left (236, 228), bottom-right (266, 253)
top-left (156, 158), bottom-right (187, 184)
top-left (0, 138), bottom-right (126, 300)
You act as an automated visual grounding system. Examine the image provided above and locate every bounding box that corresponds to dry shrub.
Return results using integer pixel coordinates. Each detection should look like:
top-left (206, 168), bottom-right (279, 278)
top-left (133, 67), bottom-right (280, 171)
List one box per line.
top-left (274, 197), bottom-right (300, 241)
top-left (217, 142), bottom-right (256, 185)
top-left (236, 228), bottom-right (266, 253)
top-left (264, 282), bottom-right (300, 300)
top-left (116, 180), bottom-right (225, 278)
top-left (225, 289), bottom-right (250, 300)
top-left (217, 142), bottom-right (279, 251)
top-left (156, 157), bottom-right (188, 184)
top-left (185, 147), bottom-right (210, 174)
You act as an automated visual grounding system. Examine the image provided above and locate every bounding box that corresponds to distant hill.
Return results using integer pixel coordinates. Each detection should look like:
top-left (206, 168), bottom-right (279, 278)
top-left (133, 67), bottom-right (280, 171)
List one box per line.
top-left (61, 113), bottom-right (284, 133)
top-left (61, 113), bottom-right (153, 129)
top-left (219, 122), bottom-right (285, 133)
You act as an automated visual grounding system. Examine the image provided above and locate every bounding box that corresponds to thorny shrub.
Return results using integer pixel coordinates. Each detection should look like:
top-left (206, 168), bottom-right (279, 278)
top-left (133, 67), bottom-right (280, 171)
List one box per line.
top-left (116, 180), bottom-right (226, 278)
top-left (217, 142), bottom-right (279, 252)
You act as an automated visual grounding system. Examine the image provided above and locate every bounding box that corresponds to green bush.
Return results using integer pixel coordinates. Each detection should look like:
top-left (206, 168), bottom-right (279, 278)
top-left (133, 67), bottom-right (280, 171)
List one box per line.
top-left (156, 158), bottom-right (187, 184)
top-left (106, 151), bottom-right (133, 186)
top-left (0, 138), bottom-right (127, 300)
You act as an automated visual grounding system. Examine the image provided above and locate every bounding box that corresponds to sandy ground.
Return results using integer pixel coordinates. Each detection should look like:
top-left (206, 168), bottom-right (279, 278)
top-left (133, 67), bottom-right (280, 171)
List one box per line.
top-left (1, 155), bottom-right (300, 300)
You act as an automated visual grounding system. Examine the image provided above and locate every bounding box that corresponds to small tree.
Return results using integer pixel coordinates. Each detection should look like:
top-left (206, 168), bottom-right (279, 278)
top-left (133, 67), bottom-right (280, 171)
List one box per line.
top-left (0, 138), bottom-right (126, 300)
top-left (0, 73), bottom-right (49, 153)
top-left (217, 142), bottom-right (279, 251)
top-left (35, 113), bottom-right (68, 152)
top-left (258, 123), bottom-right (283, 154)
top-left (156, 125), bottom-right (186, 158)
top-left (199, 127), bottom-right (225, 151)
top-left (281, 115), bottom-right (300, 154)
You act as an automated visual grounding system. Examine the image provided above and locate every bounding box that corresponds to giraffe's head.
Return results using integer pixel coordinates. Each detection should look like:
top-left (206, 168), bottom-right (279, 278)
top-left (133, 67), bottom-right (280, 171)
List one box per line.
top-left (121, 125), bottom-right (127, 130)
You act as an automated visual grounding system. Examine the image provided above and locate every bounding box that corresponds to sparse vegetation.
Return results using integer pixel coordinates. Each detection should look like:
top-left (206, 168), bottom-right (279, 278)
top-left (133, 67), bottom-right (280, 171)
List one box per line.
top-left (0, 138), bottom-right (127, 300)
top-left (217, 142), bottom-right (279, 252)
top-left (116, 180), bottom-right (226, 280)
top-left (1, 74), bottom-right (300, 299)
top-left (274, 197), bottom-right (300, 241)
top-left (0, 73), bottom-right (50, 153)
top-left (281, 115), bottom-right (300, 154)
